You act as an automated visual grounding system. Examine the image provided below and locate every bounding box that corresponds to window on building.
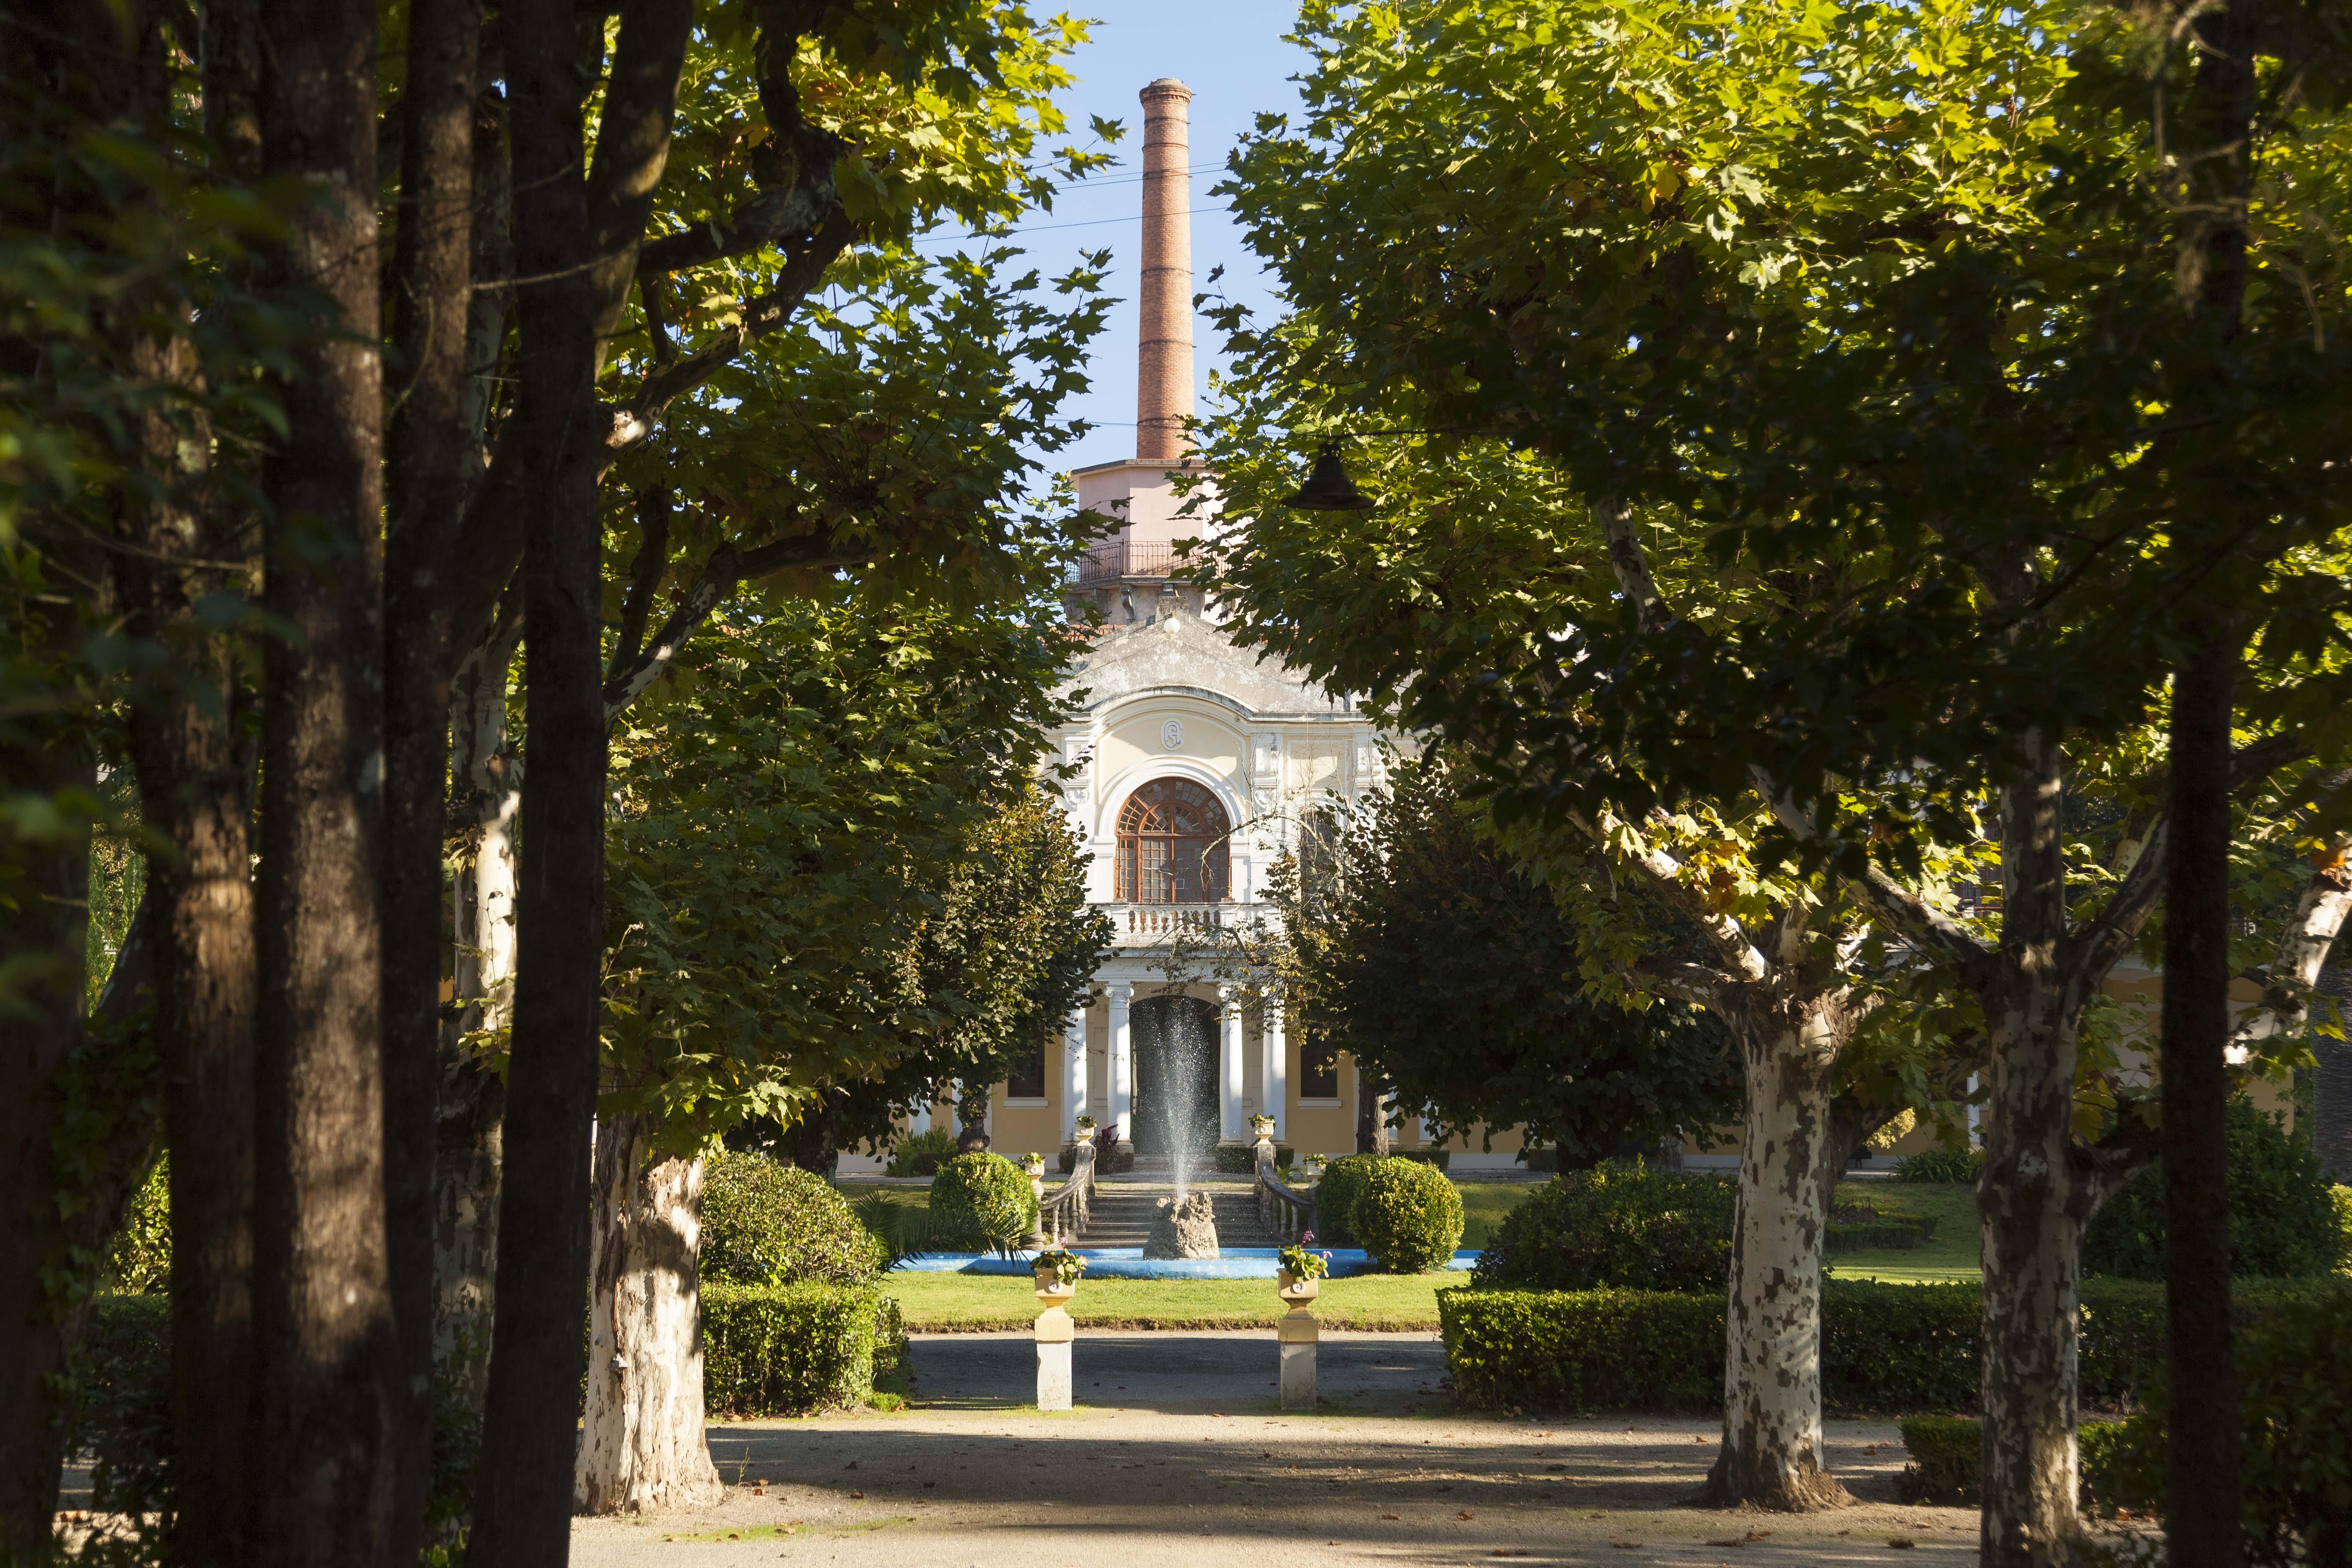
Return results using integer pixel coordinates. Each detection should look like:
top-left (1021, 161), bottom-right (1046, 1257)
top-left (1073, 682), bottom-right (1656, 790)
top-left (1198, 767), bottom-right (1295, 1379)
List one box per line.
top-left (1115, 777), bottom-right (1231, 903)
top-left (1007, 1033), bottom-right (1048, 1101)
top-left (1300, 1018), bottom-right (1342, 1100)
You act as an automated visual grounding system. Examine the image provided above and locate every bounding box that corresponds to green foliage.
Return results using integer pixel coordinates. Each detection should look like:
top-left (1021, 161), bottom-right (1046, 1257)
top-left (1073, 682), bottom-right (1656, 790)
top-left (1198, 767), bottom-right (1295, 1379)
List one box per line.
top-left (925, 1152), bottom-right (1035, 1250)
top-left (1212, 1143), bottom-right (1292, 1174)
top-left (1440, 1278), bottom-right (2340, 1415)
top-left (1291, 754), bottom-right (1741, 1164)
top-left (1471, 1165), bottom-right (1736, 1293)
top-left (2083, 1096), bottom-right (2342, 1280)
top-left (1388, 1149), bottom-right (1450, 1173)
top-left (886, 1127), bottom-right (959, 1178)
top-left (103, 1156), bottom-right (169, 1295)
top-left (2077, 1281), bottom-right (2352, 1565)
top-left (697, 1283), bottom-right (910, 1416)
top-left (1895, 1149), bottom-right (1985, 1184)
top-left (1354, 1158), bottom-right (1464, 1274)
top-left (1896, 1416), bottom-right (1982, 1505)
top-left (698, 1152), bottom-right (883, 1288)
top-left (2335, 1187), bottom-right (2352, 1275)
top-left (1309, 1154), bottom-right (1381, 1245)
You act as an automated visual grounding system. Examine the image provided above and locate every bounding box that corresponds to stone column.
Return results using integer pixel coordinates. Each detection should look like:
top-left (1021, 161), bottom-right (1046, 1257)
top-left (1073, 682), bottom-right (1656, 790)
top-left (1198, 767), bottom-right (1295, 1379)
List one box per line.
top-left (1135, 79), bottom-right (1194, 463)
top-left (1061, 1004), bottom-right (1090, 1145)
top-left (1279, 1307), bottom-right (1316, 1410)
top-left (1262, 998), bottom-right (1288, 1143)
top-left (1108, 982), bottom-right (1134, 1143)
top-left (1036, 1305), bottom-right (1074, 1411)
top-left (1219, 985), bottom-right (1245, 1141)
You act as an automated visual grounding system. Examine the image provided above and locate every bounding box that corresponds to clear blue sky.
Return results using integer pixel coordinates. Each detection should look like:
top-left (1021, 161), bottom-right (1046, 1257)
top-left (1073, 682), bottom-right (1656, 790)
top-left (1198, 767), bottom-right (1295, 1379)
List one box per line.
top-left (914, 2), bottom-right (1315, 475)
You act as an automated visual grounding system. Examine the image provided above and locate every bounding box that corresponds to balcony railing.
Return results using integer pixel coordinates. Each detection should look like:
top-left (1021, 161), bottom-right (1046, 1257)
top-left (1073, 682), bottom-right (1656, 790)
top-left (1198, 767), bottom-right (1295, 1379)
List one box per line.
top-left (1102, 901), bottom-right (1276, 945)
top-left (1075, 539), bottom-right (1178, 584)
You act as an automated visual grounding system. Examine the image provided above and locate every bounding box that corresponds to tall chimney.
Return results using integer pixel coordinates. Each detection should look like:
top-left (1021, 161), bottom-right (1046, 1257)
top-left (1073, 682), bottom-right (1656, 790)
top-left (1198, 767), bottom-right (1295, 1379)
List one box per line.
top-left (1135, 78), bottom-right (1194, 463)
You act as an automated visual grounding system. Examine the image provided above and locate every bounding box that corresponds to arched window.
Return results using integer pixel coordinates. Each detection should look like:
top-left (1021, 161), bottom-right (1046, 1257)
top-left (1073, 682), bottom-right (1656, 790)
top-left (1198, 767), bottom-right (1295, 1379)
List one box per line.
top-left (1116, 778), bottom-right (1230, 903)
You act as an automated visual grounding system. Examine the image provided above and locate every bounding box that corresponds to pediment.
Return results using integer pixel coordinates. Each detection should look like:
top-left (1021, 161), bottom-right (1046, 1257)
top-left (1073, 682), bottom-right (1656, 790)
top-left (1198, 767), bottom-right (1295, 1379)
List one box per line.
top-left (1057, 614), bottom-right (1355, 721)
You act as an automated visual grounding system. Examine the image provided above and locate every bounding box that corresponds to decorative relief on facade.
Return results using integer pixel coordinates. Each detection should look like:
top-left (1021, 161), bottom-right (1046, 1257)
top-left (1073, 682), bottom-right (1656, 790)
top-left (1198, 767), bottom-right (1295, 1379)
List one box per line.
top-left (1252, 733), bottom-right (1280, 778)
top-left (1160, 717), bottom-right (1186, 751)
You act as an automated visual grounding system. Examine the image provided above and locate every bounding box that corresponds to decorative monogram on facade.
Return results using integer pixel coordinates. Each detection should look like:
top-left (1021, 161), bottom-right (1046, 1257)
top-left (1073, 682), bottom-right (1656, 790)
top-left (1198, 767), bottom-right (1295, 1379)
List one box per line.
top-left (1160, 718), bottom-right (1185, 750)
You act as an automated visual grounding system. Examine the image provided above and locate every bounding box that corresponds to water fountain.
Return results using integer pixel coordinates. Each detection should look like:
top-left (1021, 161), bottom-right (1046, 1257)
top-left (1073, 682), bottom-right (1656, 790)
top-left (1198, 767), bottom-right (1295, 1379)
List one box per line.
top-left (1140, 994), bottom-right (1221, 1259)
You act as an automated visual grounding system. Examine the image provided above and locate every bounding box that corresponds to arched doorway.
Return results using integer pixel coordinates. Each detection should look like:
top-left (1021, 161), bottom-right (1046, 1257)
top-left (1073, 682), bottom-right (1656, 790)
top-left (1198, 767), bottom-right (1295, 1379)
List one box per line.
top-left (1129, 993), bottom-right (1220, 1159)
top-left (1115, 777), bottom-right (1230, 903)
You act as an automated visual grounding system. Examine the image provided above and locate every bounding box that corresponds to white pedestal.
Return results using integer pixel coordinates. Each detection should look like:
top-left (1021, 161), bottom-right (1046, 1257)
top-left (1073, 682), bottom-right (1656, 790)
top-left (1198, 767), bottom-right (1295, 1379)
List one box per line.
top-left (1036, 1306), bottom-right (1074, 1411)
top-left (1279, 1310), bottom-right (1316, 1411)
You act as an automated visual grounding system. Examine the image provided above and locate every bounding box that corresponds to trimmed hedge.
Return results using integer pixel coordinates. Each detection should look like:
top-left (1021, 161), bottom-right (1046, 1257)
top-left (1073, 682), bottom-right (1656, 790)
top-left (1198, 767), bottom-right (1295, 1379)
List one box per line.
top-left (1356, 1158), bottom-right (1464, 1273)
top-left (2076, 1280), bottom-right (2352, 1565)
top-left (1213, 1143), bottom-right (1294, 1174)
top-left (1471, 1164), bottom-right (1736, 1293)
top-left (1311, 1154), bottom-right (1381, 1244)
top-left (2084, 1094), bottom-right (2341, 1280)
top-left (1439, 1277), bottom-right (2342, 1414)
top-left (1894, 1148), bottom-right (1984, 1183)
top-left (700, 1152), bottom-right (884, 1288)
top-left (1896, 1415), bottom-right (1980, 1504)
top-left (927, 1152), bottom-right (1036, 1249)
top-left (687, 1283), bottom-right (909, 1415)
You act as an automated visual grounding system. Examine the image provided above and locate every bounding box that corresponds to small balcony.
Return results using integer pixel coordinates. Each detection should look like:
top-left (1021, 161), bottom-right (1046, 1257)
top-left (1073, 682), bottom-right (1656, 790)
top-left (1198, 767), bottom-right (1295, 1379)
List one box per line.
top-left (1102, 901), bottom-right (1276, 946)
top-left (1076, 539), bottom-right (1179, 584)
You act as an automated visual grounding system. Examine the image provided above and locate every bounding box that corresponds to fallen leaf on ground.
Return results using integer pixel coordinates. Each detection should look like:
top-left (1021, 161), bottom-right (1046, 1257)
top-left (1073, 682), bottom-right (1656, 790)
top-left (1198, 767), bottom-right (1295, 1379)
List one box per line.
top-left (1381, 1514), bottom-right (1400, 1521)
top-left (1455, 1511), bottom-right (1474, 1521)
top-left (1888, 1539), bottom-right (1916, 1550)
top-left (849, 1491), bottom-right (864, 1500)
top-left (1611, 1542), bottom-right (1644, 1551)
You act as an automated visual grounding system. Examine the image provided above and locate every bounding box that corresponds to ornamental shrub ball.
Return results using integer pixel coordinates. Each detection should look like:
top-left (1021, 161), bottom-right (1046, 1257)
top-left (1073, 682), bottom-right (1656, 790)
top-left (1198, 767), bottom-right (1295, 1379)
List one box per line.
top-left (2082, 1095), bottom-right (2339, 1280)
top-left (700, 1152), bottom-right (884, 1288)
top-left (1311, 1153), bottom-right (1381, 1244)
top-left (1353, 1156), bottom-right (1464, 1273)
top-left (1471, 1162), bottom-right (1736, 1293)
top-left (927, 1152), bottom-right (1037, 1249)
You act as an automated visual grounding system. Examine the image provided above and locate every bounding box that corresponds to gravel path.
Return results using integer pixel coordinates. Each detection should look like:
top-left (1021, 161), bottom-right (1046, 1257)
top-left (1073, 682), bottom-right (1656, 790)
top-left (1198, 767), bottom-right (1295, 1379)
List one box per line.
top-left (570, 1332), bottom-right (1982, 1567)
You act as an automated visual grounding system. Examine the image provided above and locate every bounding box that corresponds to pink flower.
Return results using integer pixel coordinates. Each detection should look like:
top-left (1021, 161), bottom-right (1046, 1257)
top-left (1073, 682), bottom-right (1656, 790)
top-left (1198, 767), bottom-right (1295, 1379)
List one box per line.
top-left (1300, 1231), bottom-right (1316, 1245)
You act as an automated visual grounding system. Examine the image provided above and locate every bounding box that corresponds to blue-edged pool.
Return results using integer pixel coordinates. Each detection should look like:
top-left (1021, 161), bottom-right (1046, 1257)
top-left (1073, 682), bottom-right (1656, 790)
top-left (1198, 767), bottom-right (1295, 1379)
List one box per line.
top-left (894, 1247), bottom-right (1479, 1279)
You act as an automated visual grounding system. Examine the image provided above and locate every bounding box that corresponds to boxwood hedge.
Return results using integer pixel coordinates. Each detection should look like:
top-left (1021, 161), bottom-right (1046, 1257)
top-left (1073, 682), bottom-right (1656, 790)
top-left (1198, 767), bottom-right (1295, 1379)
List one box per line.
top-left (1439, 1277), bottom-right (2341, 1414)
top-left (700, 1152), bottom-right (886, 1288)
top-left (702, 1282), bottom-right (909, 1415)
top-left (927, 1152), bottom-right (1037, 1249)
top-left (1355, 1158), bottom-right (1465, 1273)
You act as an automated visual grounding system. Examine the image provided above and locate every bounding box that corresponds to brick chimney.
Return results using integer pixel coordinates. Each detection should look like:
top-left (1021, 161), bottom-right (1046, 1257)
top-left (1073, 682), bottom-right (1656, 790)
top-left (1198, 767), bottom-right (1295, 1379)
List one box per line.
top-left (1135, 78), bottom-right (1194, 463)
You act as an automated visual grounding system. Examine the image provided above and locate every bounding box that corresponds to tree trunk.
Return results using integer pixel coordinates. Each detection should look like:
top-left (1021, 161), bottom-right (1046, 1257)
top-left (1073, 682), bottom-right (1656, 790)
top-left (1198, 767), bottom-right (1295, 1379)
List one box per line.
top-left (2316, 965), bottom-right (2352, 1182)
top-left (1355, 1068), bottom-right (1390, 1156)
top-left (381, 2), bottom-right (483, 1551)
top-left (248, 1), bottom-right (401, 1560)
top-left (1705, 997), bottom-right (1851, 1512)
top-left (1976, 731), bottom-right (2091, 1568)
top-left (0, 626), bottom-right (97, 1563)
top-left (2162, 630), bottom-right (2241, 1568)
top-left (468, 0), bottom-right (607, 1558)
top-left (575, 1112), bottom-right (725, 1515)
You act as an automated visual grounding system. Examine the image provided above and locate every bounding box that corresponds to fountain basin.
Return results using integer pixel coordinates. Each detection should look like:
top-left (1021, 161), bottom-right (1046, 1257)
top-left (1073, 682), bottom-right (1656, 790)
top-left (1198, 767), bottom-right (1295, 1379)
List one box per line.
top-left (892, 1247), bottom-right (1478, 1279)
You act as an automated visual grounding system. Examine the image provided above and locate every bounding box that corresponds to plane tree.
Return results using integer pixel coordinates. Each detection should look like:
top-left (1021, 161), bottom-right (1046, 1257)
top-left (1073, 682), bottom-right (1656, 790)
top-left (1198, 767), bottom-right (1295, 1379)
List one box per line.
top-left (1195, 0), bottom-right (2352, 1549)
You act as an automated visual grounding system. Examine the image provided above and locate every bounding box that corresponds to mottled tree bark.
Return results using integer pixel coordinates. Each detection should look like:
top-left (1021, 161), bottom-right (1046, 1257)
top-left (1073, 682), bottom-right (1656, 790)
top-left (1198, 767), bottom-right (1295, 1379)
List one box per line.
top-left (575, 1112), bottom-right (724, 1515)
top-left (249, 0), bottom-right (400, 1560)
top-left (1704, 996), bottom-right (1854, 1512)
top-left (467, 0), bottom-right (607, 1559)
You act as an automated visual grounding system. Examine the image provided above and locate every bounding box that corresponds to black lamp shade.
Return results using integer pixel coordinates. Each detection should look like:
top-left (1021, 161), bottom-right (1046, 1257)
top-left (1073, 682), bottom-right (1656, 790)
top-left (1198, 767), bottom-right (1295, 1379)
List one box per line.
top-left (1279, 444), bottom-right (1376, 511)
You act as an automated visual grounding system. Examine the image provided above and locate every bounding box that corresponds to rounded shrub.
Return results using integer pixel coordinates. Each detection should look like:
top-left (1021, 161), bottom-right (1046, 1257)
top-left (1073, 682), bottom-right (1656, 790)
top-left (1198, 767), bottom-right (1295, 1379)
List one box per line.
top-left (885, 1126), bottom-right (957, 1178)
top-left (2083, 1095), bottom-right (2339, 1280)
top-left (1311, 1153), bottom-right (1382, 1244)
top-left (1471, 1162), bottom-right (1736, 1293)
top-left (1354, 1157), bottom-right (1464, 1273)
top-left (927, 1152), bottom-right (1037, 1250)
top-left (700, 1152), bottom-right (884, 1287)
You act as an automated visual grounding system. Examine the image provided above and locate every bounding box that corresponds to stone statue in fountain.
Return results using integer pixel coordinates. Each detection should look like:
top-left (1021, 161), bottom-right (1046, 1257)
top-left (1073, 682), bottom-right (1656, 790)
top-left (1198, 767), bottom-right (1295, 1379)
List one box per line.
top-left (1143, 1191), bottom-right (1220, 1259)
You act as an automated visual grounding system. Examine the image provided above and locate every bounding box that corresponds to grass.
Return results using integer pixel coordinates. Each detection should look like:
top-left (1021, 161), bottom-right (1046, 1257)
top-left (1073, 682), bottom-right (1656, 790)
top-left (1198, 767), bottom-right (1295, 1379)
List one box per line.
top-left (883, 1270), bottom-right (1456, 1331)
top-left (1827, 1181), bottom-right (1982, 1286)
top-left (1453, 1181), bottom-right (1536, 1248)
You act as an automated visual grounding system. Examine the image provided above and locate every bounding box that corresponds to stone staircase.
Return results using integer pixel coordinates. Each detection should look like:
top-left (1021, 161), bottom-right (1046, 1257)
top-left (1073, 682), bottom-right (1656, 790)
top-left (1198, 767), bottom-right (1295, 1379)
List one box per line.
top-left (1072, 1182), bottom-right (1280, 1250)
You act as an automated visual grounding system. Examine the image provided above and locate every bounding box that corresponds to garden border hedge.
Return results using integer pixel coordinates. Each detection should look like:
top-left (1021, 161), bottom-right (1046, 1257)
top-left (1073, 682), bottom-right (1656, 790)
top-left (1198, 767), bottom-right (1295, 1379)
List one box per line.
top-left (702, 1282), bottom-right (909, 1415)
top-left (1438, 1277), bottom-right (2340, 1414)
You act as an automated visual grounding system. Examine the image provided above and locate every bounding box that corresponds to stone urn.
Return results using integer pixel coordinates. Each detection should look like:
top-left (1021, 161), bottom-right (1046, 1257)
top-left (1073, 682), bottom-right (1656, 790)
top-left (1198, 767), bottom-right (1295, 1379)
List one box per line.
top-left (1033, 1267), bottom-right (1077, 1306)
top-left (1276, 1267), bottom-right (1321, 1306)
top-left (1021, 1153), bottom-right (1047, 1178)
top-left (1073, 1121), bottom-right (1096, 1144)
top-left (1251, 1115), bottom-right (1277, 1140)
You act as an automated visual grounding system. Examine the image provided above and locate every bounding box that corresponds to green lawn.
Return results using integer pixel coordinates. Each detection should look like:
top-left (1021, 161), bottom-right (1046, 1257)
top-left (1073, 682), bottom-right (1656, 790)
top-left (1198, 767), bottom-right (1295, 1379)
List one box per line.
top-left (884, 1270), bottom-right (1456, 1331)
top-left (1453, 1180), bottom-right (1536, 1248)
top-left (1827, 1181), bottom-right (1982, 1285)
